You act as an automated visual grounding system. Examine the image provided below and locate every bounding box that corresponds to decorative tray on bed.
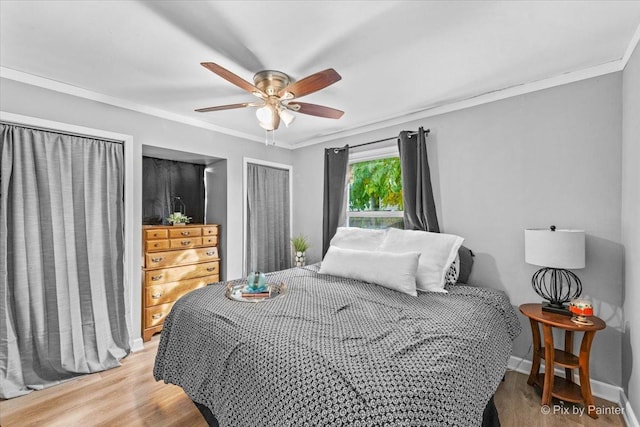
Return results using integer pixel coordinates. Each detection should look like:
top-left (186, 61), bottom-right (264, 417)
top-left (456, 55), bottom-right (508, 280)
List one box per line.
top-left (225, 281), bottom-right (287, 303)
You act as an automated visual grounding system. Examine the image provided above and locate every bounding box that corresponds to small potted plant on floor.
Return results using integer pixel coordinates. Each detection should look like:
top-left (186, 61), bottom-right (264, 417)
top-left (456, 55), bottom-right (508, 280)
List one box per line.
top-left (166, 212), bottom-right (192, 226)
top-left (291, 235), bottom-right (310, 267)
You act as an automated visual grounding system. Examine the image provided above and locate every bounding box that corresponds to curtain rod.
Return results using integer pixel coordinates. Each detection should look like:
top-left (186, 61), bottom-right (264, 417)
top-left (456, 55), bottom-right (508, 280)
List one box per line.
top-left (333, 128), bottom-right (430, 151)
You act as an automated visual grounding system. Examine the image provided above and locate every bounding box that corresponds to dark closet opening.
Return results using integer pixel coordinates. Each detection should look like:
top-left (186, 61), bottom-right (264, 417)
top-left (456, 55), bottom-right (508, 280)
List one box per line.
top-left (142, 156), bottom-right (205, 225)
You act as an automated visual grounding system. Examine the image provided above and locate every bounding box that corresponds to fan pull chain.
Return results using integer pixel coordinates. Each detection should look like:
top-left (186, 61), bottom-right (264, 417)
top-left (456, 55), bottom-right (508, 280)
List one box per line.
top-left (264, 130), bottom-right (277, 146)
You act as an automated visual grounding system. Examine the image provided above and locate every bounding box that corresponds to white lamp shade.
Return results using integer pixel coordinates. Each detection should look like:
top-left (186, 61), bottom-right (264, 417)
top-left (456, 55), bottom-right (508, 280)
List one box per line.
top-left (256, 105), bottom-right (273, 122)
top-left (256, 105), bottom-right (275, 129)
top-left (524, 228), bottom-right (585, 269)
top-left (258, 121), bottom-right (275, 131)
top-left (278, 108), bottom-right (295, 127)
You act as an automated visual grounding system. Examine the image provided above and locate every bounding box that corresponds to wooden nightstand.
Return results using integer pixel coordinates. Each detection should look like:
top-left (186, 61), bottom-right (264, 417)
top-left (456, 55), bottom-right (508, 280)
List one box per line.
top-left (519, 303), bottom-right (606, 419)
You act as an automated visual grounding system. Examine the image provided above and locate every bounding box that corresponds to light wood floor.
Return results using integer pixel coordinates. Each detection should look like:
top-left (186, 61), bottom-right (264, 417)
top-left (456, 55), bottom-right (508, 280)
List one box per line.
top-left (0, 337), bottom-right (626, 427)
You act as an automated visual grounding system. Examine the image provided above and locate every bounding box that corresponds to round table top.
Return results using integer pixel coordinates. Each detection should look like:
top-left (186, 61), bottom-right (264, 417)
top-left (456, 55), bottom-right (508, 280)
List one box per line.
top-left (519, 303), bottom-right (606, 331)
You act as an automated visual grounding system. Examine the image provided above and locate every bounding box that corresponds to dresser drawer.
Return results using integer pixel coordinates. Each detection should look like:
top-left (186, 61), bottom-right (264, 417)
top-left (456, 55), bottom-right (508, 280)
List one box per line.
top-left (146, 240), bottom-right (170, 252)
top-left (145, 302), bottom-right (174, 328)
top-left (202, 226), bottom-right (218, 236)
top-left (202, 236), bottom-right (218, 246)
top-left (168, 227), bottom-right (202, 238)
top-left (145, 229), bottom-right (168, 240)
top-left (169, 237), bottom-right (203, 249)
top-left (145, 261), bottom-right (220, 285)
top-left (142, 224), bottom-right (221, 342)
top-left (145, 274), bottom-right (219, 307)
top-left (145, 247), bottom-right (219, 269)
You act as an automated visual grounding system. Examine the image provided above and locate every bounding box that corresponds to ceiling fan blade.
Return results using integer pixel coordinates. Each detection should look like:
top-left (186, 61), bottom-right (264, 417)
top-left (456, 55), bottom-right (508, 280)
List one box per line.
top-left (201, 62), bottom-right (266, 98)
top-left (288, 102), bottom-right (344, 119)
top-left (279, 69), bottom-right (341, 99)
top-left (140, 3), bottom-right (266, 72)
top-left (195, 102), bottom-right (252, 113)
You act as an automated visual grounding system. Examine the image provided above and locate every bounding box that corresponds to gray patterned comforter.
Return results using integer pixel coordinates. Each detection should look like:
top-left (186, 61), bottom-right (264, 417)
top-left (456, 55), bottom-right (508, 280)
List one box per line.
top-left (154, 264), bottom-right (520, 427)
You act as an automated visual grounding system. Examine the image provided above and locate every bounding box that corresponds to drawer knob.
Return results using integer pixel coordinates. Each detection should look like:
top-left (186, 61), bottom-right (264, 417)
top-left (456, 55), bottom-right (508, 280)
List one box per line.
top-left (181, 240), bottom-right (191, 246)
top-left (151, 257), bottom-right (163, 263)
top-left (207, 267), bottom-right (216, 272)
top-left (181, 231), bottom-right (190, 236)
top-left (206, 251), bottom-right (216, 256)
top-left (151, 275), bottom-right (163, 281)
top-left (151, 293), bottom-right (163, 299)
top-left (152, 313), bottom-right (163, 320)
top-left (153, 243), bottom-right (159, 247)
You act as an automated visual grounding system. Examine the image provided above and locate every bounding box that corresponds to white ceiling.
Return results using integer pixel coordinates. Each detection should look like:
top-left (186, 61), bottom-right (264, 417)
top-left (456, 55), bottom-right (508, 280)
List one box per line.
top-left (1, 1), bottom-right (639, 148)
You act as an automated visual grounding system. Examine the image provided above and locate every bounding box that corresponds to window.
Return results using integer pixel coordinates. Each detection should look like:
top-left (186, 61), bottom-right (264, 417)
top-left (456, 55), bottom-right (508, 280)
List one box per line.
top-left (347, 148), bottom-right (404, 229)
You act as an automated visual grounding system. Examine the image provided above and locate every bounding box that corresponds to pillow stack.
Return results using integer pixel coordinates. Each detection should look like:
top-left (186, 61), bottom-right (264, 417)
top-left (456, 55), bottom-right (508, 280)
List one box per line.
top-left (319, 227), bottom-right (464, 296)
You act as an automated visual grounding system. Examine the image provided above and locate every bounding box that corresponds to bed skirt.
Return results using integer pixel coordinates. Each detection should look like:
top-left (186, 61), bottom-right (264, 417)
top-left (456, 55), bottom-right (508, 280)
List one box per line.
top-left (192, 397), bottom-right (501, 427)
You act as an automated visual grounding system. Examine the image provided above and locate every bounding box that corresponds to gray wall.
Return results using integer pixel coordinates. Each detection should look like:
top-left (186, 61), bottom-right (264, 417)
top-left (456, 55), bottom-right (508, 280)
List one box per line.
top-left (292, 73), bottom-right (624, 386)
top-left (1, 68), bottom-right (631, 391)
top-left (0, 77), bottom-right (294, 343)
top-left (622, 42), bottom-right (640, 417)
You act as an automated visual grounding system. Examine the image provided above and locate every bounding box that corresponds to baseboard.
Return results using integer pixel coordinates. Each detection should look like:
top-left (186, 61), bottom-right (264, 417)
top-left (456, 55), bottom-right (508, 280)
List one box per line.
top-left (508, 355), bottom-right (622, 404)
top-left (621, 390), bottom-right (640, 427)
top-left (130, 337), bottom-right (144, 353)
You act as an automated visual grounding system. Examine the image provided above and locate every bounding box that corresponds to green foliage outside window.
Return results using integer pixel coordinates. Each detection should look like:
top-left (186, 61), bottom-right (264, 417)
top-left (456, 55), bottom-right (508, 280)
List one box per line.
top-left (349, 157), bottom-right (403, 211)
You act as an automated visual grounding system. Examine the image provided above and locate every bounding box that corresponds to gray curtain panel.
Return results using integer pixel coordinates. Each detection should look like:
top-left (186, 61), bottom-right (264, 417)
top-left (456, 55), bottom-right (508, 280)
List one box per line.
top-left (0, 123), bottom-right (130, 399)
top-left (322, 146), bottom-right (349, 257)
top-left (246, 163), bottom-right (292, 274)
top-left (142, 157), bottom-right (205, 225)
top-left (398, 127), bottom-right (440, 232)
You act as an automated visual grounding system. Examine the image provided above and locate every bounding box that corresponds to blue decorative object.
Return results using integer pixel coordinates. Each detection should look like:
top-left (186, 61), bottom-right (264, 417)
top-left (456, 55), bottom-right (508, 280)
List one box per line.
top-left (246, 271), bottom-right (267, 293)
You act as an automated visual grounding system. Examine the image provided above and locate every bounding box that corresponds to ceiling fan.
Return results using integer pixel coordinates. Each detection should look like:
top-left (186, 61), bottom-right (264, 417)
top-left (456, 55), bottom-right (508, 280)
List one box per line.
top-left (196, 62), bottom-right (344, 131)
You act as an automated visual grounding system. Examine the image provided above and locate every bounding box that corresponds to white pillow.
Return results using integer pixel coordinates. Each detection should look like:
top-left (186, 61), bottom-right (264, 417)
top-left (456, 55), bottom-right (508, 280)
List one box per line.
top-left (380, 228), bottom-right (464, 293)
top-left (329, 227), bottom-right (387, 251)
top-left (319, 246), bottom-right (420, 296)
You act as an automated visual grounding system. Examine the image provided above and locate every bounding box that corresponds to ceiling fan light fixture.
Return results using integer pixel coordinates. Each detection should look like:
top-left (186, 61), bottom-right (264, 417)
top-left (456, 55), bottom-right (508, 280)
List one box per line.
top-left (256, 105), bottom-right (275, 127)
top-left (259, 121), bottom-right (275, 131)
top-left (278, 108), bottom-right (295, 127)
top-left (197, 63), bottom-right (343, 132)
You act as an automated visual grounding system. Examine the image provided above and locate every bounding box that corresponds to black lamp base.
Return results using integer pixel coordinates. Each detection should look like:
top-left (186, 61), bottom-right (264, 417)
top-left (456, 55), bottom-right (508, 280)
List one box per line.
top-left (541, 302), bottom-right (572, 316)
top-left (532, 267), bottom-right (582, 317)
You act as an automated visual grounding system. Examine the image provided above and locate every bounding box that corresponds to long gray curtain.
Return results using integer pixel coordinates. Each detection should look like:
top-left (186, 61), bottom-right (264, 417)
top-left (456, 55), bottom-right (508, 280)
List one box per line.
top-left (398, 127), bottom-right (440, 232)
top-left (0, 123), bottom-right (130, 399)
top-left (246, 163), bottom-right (291, 274)
top-left (322, 145), bottom-right (349, 256)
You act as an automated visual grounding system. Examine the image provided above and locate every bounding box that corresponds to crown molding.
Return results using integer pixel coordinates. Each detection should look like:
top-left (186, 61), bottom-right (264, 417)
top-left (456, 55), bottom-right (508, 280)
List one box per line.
top-left (0, 66), bottom-right (265, 144)
top-left (622, 22), bottom-right (640, 68)
top-left (1, 58), bottom-right (625, 151)
top-left (290, 59), bottom-right (624, 149)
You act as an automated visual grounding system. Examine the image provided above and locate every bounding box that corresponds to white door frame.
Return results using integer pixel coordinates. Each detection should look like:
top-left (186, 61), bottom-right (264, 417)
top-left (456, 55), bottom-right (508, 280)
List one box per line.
top-left (0, 111), bottom-right (142, 352)
top-left (242, 157), bottom-right (293, 276)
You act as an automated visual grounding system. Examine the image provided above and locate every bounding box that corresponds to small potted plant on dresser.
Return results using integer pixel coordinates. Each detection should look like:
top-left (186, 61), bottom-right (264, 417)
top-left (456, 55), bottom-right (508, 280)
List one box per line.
top-left (291, 235), bottom-right (310, 267)
top-left (166, 212), bottom-right (192, 226)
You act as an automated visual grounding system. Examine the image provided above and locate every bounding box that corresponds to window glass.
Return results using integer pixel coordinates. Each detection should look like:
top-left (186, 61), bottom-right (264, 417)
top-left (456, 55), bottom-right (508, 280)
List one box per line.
top-left (347, 156), bottom-right (404, 229)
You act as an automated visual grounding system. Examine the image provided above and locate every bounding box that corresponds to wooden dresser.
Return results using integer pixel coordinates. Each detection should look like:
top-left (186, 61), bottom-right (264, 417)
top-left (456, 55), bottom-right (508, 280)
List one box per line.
top-left (142, 224), bottom-right (221, 341)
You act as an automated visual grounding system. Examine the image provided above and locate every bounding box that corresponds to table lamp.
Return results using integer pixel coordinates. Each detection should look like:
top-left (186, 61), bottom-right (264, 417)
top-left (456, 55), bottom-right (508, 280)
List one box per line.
top-left (524, 226), bottom-right (585, 315)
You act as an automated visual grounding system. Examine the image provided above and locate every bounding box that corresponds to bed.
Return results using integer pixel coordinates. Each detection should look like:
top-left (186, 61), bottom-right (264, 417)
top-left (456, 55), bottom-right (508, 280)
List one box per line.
top-left (154, 263), bottom-right (520, 427)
